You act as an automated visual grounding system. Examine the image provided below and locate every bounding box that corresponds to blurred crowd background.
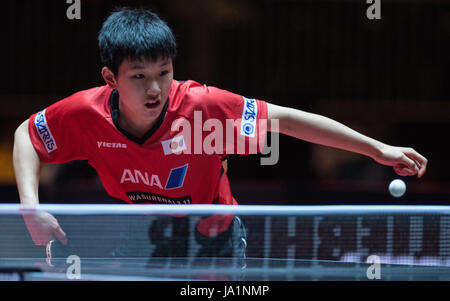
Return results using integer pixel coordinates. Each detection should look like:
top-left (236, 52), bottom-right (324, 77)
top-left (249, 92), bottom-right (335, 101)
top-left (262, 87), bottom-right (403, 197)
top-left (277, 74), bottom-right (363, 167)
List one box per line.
top-left (1, 0), bottom-right (449, 205)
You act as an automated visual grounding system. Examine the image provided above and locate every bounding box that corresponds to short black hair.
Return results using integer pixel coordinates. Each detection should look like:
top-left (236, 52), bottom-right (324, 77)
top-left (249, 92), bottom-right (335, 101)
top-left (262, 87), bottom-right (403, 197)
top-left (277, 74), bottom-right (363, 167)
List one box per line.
top-left (98, 7), bottom-right (177, 75)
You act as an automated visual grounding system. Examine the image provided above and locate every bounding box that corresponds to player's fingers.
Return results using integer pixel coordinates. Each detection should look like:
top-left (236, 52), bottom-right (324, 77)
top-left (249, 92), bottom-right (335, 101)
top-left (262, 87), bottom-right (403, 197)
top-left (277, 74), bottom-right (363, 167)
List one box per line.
top-left (415, 157), bottom-right (428, 178)
top-left (418, 164), bottom-right (427, 178)
top-left (404, 149), bottom-right (428, 178)
top-left (52, 225), bottom-right (67, 245)
top-left (31, 232), bottom-right (52, 246)
top-left (398, 155), bottom-right (419, 174)
top-left (393, 166), bottom-right (407, 176)
top-left (33, 238), bottom-right (47, 246)
top-left (403, 167), bottom-right (417, 176)
top-left (410, 158), bottom-right (426, 178)
top-left (394, 164), bottom-right (414, 176)
top-left (405, 148), bottom-right (427, 164)
top-left (26, 223), bottom-right (52, 245)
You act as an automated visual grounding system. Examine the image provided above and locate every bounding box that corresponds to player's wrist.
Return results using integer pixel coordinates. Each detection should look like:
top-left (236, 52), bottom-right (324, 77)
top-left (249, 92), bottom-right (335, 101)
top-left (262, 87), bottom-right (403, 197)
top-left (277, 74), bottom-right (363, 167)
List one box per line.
top-left (19, 196), bottom-right (40, 206)
top-left (366, 140), bottom-right (388, 161)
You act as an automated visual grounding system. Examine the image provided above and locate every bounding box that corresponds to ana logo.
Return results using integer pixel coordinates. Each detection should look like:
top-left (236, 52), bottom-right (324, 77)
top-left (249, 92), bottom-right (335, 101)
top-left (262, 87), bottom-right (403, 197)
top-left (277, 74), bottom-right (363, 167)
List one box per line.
top-left (240, 97), bottom-right (257, 137)
top-left (161, 135), bottom-right (186, 155)
top-left (35, 109), bottom-right (57, 153)
top-left (120, 164), bottom-right (188, 190)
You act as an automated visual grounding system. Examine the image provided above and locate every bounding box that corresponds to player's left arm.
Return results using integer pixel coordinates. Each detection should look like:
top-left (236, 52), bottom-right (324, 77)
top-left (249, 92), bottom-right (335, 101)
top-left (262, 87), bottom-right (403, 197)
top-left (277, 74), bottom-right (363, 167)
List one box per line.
top-left (266, 102), bottom-right (428, 178)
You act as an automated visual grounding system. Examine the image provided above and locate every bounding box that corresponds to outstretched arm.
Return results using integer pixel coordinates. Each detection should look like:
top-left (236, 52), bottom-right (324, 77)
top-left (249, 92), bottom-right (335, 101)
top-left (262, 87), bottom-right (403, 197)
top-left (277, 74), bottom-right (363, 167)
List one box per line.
top-left (13, 119), bottom-right (67, 245)
top-left (13, 120), bottom-right (41, 205)
top-left (266, 102), bottom-right (427, 178)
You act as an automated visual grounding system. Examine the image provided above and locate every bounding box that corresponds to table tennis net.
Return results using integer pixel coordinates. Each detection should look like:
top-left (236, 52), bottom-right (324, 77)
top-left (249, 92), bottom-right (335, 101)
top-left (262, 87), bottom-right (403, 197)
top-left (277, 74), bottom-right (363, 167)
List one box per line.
top-left (1, 204), bottom-right (450, 267)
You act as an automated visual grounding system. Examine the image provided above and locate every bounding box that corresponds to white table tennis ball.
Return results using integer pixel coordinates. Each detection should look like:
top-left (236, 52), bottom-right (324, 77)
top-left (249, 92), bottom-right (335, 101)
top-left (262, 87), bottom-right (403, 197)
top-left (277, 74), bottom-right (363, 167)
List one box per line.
top-left (389, 179), bottom-right (406, 198)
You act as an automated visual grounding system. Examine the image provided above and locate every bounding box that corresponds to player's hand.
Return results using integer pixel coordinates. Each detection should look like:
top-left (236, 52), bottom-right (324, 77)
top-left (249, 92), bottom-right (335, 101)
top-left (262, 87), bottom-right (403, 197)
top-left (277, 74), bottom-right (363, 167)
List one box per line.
top-left (22, 211), bottom-right (67, 246)
top-left (372, 144), bottom-right (428, 178)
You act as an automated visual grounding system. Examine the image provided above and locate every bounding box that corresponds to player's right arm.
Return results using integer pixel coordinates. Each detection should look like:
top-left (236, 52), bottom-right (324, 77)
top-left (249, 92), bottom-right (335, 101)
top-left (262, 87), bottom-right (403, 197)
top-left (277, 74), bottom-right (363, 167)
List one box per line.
top-left (13, 119), bottom-right (67, 246)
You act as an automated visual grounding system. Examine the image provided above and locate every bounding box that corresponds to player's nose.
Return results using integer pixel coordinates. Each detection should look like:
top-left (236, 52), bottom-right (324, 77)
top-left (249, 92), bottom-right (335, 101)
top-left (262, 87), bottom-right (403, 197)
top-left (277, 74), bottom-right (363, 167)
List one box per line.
top-left (146, 81), bottom-right (161, 96)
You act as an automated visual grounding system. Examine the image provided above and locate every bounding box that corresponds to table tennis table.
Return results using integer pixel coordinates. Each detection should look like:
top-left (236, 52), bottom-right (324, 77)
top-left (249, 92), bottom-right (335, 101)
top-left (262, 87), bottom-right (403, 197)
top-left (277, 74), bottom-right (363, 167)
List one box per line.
top-left (1, 257), bottom-right (449, 281)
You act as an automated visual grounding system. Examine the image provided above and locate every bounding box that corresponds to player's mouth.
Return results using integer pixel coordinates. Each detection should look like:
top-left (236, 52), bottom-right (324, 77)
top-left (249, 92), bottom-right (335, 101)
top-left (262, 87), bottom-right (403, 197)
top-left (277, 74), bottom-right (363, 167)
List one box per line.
top-left (144, 99), bottom-right (160, 109)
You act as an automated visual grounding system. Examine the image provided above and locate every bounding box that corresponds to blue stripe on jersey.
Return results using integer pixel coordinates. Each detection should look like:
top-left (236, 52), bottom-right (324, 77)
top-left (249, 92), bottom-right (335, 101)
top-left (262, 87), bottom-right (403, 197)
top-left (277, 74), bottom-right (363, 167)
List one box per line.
top-left (165, 164), bottom-right (188, 189)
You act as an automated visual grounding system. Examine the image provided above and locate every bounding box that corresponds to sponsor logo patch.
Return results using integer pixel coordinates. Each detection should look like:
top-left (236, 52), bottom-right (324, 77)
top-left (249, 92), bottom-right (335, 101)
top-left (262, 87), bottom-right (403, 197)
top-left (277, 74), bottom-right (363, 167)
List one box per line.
top-left (34, 109), bottom-right (57, 153)
top-left (120, 164), bottom-right (189, 190)
top-left (161, 135), bottom-right (186, 155)
top-left (240, 97), bottom-right (257, 137)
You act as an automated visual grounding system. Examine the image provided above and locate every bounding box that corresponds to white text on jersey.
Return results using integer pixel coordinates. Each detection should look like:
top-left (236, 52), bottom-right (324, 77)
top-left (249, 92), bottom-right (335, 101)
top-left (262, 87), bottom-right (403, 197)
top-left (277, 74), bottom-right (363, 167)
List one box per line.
top-left (97, 141), bottom-right (127, 149)
top-left (120, 169), bottom-right (163, 189)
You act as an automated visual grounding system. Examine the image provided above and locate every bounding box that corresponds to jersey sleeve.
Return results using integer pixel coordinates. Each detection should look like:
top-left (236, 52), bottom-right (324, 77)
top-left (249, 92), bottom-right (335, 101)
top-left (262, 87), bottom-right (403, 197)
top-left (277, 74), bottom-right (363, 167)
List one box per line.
top-left (182, 83), bottom-right (268, 155)
top-left (28, 96), bottom-right (89, 164)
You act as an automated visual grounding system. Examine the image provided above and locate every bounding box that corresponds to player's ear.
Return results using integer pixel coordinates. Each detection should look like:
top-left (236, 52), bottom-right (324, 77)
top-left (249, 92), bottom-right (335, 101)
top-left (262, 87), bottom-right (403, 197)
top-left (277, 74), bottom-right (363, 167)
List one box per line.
top-left (101, 67), bottom-right (118, 89)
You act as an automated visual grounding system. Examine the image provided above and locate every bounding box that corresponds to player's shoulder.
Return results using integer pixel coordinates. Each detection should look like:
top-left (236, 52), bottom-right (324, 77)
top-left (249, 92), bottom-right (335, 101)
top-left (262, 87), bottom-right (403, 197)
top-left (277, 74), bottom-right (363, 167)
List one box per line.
top-left (169, 80), bottom-right (240, 113)
top-left (48, 85), bottom-right (112, 116)
top-left (173, 79), bottom-right (223, 96)
top-left (57, 85), bottom-right (111, 107)
top-left (170, 79), bottom-right (206, 99)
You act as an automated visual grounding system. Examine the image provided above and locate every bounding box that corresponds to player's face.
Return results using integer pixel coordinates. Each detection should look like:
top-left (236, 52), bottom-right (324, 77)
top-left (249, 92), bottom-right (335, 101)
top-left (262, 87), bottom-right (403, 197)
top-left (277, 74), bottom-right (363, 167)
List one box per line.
top-left (112, 57), bottom-right (173, 127)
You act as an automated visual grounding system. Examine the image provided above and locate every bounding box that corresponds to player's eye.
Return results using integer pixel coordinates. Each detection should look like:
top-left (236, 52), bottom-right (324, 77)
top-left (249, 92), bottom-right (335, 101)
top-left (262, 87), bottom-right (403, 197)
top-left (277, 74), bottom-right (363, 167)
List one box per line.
top-left (133, 74), bottom-right (145, 79)
top-left (159, 70), bottom-right (169, 77)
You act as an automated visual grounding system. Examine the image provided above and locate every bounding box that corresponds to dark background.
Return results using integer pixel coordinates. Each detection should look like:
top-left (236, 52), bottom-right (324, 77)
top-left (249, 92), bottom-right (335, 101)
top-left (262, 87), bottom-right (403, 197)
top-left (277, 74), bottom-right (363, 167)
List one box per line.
top-left (1, 0), bottom-right (449, 205)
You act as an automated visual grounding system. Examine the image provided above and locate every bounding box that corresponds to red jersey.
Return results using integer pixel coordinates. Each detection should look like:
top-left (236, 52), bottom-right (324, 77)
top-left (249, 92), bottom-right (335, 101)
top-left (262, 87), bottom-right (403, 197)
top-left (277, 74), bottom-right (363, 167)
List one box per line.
top-left (29, 80), bottom-right (268, 235)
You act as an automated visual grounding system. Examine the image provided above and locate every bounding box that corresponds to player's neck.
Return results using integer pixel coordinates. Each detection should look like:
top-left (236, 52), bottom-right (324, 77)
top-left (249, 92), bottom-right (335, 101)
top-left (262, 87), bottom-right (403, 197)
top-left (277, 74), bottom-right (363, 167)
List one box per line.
top-left (117, 112), bottom-right (156, 139)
